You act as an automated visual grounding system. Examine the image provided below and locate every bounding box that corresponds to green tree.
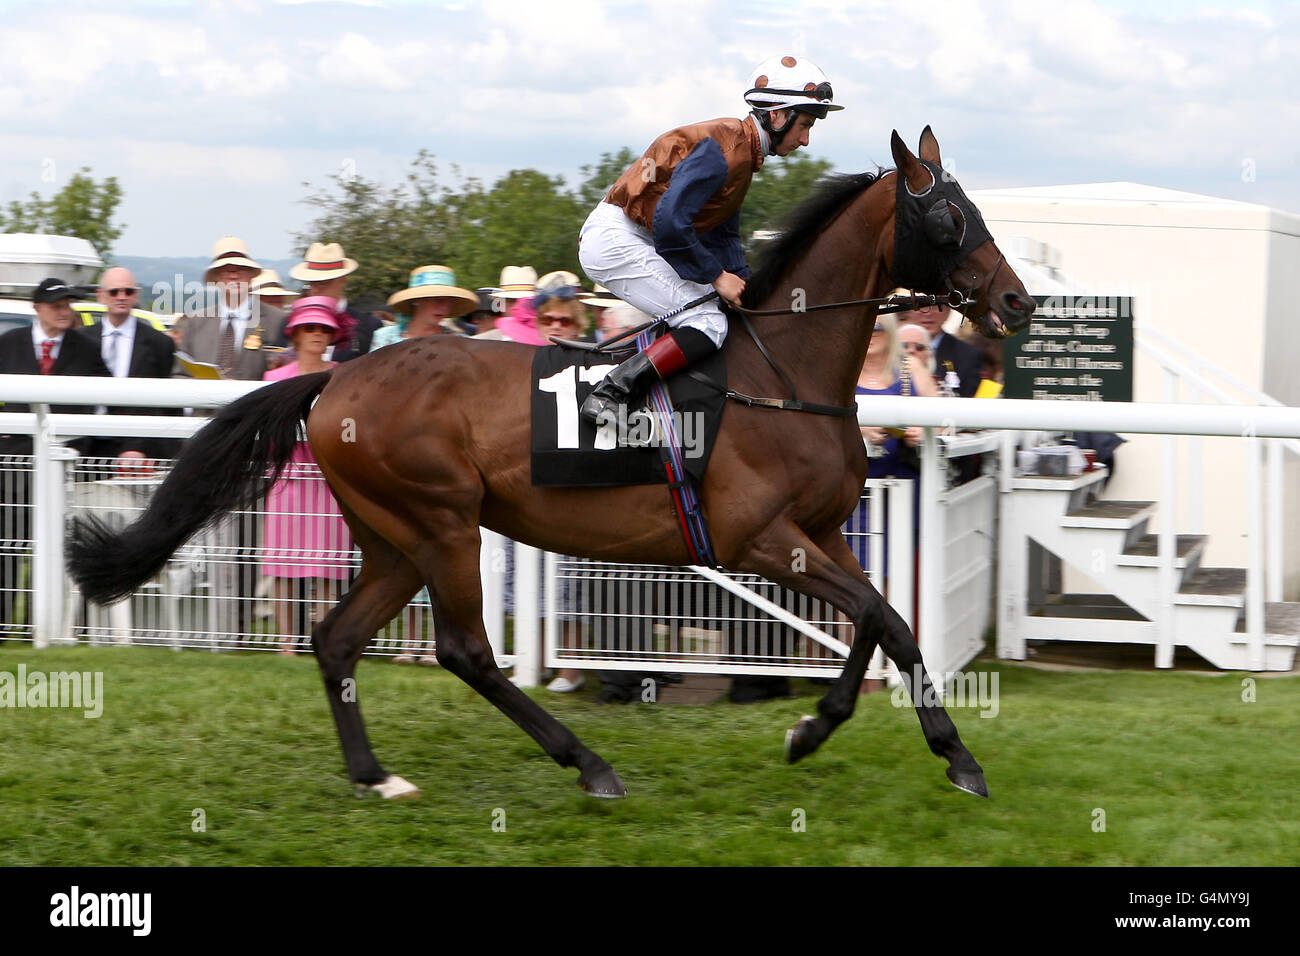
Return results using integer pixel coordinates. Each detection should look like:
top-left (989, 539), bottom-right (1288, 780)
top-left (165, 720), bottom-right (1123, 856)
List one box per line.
top-left (295, 150), bottom-right (462, 303)
top-left (740, 152), bottom-right (835, 257)
top-left (452, 169), bottom-right (586, 291)
top-left (576, 148), bottom-right (638, 208)
top-left (0, 168), bottom-right (124, 261)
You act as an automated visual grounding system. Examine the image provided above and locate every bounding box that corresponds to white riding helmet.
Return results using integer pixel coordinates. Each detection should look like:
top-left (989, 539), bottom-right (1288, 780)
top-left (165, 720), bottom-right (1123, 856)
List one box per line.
top-left (744, 55), bottom-right (845, 125)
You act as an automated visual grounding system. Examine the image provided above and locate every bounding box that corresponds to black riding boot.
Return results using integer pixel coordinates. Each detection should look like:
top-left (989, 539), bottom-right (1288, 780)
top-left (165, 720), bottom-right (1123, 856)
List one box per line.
top-left (580, 328), bottom-right (715, 426)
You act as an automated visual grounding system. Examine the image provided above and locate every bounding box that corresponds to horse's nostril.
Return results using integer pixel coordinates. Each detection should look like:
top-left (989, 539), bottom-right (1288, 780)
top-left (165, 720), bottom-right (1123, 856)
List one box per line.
top-left (1001, 291), bottom-right (1033, 321)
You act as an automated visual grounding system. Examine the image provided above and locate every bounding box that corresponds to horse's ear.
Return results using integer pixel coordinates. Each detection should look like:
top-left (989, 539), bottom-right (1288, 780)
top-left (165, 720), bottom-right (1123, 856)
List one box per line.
top-left (891, 129), bottom-right (930, 194)
top-left (918, 126), bottom-right (941, 165)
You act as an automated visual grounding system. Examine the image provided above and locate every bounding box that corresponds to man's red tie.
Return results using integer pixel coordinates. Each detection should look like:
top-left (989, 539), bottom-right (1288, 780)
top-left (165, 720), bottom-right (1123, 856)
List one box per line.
top-left (39, 339), bottom-right (54, 375)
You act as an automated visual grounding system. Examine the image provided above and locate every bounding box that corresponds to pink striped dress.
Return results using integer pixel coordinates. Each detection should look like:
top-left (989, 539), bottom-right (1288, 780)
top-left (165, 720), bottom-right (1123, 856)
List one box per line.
top-left (261, 362), bottom-right (354, 579)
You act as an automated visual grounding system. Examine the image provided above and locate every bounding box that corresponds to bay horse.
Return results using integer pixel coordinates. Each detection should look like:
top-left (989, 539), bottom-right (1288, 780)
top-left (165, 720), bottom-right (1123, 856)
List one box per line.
top-left (68, 129), bottom-right (1034, 801)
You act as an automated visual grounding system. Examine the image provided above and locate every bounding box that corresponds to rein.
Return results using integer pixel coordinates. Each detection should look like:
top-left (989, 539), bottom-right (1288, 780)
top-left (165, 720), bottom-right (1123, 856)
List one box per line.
top-left (732, 288), bottom-right (970, 318)
top-left (559, 289), bottom-right (974, 357)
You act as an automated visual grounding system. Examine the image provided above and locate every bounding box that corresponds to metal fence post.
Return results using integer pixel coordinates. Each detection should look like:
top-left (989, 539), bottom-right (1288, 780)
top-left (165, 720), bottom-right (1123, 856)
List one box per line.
top-left (480, 528), bottom-right (505, 659)
top-left (996, 429), bottom-right (1024, 661)
top-left (1155, 372), bottom-right (1178, 668)
top-left (32, 405), bottom-right (76, 649)
top-left (513, 543), bottom-right (541, 687)
top-left (1246, 436), bottom-right (1265, 671)
top-left (917, 428), bottom-right (946, 676)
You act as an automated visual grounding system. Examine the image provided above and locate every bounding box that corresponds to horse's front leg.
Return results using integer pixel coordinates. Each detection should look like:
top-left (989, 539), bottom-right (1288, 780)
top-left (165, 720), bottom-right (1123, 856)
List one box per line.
top-left (742, 526), bottom-right (987, 797)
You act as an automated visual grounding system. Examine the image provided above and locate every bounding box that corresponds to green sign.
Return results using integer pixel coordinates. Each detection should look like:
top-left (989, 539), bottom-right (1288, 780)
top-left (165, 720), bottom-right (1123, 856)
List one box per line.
top-left (1002, 295), bottom-right (1133, 402)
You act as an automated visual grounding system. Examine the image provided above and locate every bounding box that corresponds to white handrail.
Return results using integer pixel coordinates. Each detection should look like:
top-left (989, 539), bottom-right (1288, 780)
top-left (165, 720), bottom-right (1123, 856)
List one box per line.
top-left (1137, 322), bottom-right (1287, 407)
top-left (2, 376), bottom-right (1297, 438)
top-left (1135, 325), bottom-right (1300, 457)
top-left (1136, 322), bottom-right (1292, 605)
top-left (0, 374), bottom-right (262, 407)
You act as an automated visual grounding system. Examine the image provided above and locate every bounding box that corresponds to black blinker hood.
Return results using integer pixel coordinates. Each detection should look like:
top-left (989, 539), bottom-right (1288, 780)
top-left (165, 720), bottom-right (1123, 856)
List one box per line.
top-left (891, 159), bottom-right (992, 291)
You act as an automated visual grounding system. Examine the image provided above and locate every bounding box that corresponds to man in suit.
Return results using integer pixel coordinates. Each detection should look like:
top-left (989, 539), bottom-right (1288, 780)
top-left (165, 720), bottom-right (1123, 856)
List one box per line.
top-left (0, 278), bottom-right (111, 630)
top-left (285, 241), bottom-right (379, 361)
top-left (0, 277), bottom-right (111, 454)
top-left (178, 236), bottom-right (286, 380)
top-left (77, 267), bottom-right (180, 463)
top-left (177, 238), bottom-right (287, 644)
top-left (897, 299), bottom-right (984, 398)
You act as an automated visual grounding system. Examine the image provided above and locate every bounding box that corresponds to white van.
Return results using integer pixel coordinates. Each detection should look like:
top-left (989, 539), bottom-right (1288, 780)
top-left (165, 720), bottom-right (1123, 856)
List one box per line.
top-left (0, 234), bottom-right (173, 335)
top-left (0, 233), bottom-right (103, 334)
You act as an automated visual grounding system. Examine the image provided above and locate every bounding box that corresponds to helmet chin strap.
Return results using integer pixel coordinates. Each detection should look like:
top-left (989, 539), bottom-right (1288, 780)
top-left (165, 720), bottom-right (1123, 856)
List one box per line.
top-left (753, 109), bottom-right (791, 154)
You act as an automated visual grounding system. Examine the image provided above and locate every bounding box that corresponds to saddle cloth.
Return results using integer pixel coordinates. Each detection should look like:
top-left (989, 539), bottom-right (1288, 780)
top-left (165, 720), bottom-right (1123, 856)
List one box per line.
top-left (529, 344), bottom-right (726, 487)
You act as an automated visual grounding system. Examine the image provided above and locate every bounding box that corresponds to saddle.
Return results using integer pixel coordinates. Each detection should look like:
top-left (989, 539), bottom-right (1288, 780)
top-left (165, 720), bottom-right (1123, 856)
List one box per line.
top-left (529, 338), bottom-right (726, 488)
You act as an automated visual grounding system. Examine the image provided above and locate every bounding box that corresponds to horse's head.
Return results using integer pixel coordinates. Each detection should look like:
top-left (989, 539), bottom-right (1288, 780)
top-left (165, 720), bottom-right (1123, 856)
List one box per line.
top-left (888, 127), bottom-right (1034, 338)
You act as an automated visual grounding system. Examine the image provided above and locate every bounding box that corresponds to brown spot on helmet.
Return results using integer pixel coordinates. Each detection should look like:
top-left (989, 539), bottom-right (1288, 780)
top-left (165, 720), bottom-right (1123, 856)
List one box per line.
top-left (755, 74), bottom-right (769, 88)
top-left (781, 55), bottom-right (797, 68)
top-left (804, 82), bottom-right (817, 91)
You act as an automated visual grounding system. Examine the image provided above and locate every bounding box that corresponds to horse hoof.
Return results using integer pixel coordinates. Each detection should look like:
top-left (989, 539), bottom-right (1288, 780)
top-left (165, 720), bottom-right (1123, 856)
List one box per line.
top-left (946, 766), bottom-right (989, 799)
top-left (784, 715), bottom-right (821, 764)
top-left (355, 774), bottom-right (421, 800)
top-left (578, 767), bottom-right (627, 799)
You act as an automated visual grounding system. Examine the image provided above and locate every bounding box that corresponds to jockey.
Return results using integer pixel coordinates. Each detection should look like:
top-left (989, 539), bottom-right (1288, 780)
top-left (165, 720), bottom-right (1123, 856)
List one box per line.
top-left (578, 54), bottom-right (844, 426)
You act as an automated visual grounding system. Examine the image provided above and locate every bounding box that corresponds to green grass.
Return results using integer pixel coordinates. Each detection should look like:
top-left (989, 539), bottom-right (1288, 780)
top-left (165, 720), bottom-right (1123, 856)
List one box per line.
top-left (1, 644), bottom-right (1297, 866)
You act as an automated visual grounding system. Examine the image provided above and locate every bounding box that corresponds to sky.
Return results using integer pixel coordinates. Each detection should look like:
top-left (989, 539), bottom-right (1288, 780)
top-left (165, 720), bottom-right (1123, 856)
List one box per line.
top-left (0, 0), bottom-right (1296, 261)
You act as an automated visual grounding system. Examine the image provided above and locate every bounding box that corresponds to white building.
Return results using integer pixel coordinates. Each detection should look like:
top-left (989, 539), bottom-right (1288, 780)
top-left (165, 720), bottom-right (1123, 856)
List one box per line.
top-left (970, 182), bottom-right (1300, 596)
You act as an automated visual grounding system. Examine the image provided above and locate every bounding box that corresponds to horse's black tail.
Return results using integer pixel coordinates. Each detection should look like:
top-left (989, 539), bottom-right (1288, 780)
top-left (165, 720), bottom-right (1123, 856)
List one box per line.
top-left (67, 371), bottom-right (334, 605)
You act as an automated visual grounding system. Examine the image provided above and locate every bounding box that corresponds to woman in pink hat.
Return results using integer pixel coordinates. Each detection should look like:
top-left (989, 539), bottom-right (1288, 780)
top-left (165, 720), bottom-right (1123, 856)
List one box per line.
top-left (262, 297), bottom-right (355, 654)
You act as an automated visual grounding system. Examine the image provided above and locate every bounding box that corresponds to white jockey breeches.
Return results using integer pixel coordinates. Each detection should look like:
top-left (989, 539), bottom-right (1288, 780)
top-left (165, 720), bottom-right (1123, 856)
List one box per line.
top-left (578, 201), bottom-right (729, 349)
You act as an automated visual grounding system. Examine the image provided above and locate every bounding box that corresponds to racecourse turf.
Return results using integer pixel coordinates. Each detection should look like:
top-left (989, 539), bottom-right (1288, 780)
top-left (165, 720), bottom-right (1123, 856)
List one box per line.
top-left (2, 644), bottom-right (1296, 867)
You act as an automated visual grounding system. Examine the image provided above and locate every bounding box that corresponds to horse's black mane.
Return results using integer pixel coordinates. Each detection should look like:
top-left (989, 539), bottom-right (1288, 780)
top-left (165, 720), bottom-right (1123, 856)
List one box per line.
top-left (742, 168), bottom-right (887, 309)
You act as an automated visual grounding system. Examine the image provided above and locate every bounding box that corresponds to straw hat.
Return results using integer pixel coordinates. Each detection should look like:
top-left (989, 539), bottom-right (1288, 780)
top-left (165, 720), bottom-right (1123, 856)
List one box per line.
top-left (290, 242), bottom-right (359, 282)
top-left (536, 270), bottom-right (581, 293)
top-left (496, 265), bottom-right (537, 299)
top-left (533, 271), bottom-right (584, 307)
top-left (579, 283), bottom-right (621, 308)
top-left (250, 270), bottom-right (296, 297)
top-left (205, 236), bottom-right (261, 283)
top-left (386, 265), bottom-right (479, 317)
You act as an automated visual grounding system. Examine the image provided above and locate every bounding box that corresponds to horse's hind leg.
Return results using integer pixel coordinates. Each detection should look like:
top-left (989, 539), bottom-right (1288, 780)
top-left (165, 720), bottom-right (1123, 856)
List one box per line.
top-left (311, 526), bottom-right (425, 798)
top-left (415, 518), bottom-right (626, 798)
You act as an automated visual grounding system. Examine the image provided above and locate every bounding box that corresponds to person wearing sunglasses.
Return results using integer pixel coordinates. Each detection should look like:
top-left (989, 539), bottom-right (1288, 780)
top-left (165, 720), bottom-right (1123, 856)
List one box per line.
top-left (896, 296), bottom-right (983, 398)
top-left (578, 54), bottom-right (844, 427)
top-left (857, 313), bottom-right (937, 478)
top-left (532, 271), bottom-right (590, 343)
top-left (897, 321), bottom-right (936, 380)
top-left (262, 298), bottom-right (354, 656)
top-left (79, 266), bottom-right (180, 467)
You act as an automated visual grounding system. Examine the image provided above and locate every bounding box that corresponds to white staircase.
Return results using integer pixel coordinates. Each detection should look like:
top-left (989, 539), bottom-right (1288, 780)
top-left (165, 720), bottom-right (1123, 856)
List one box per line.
top-left (998, 467), bottom-right (1300, 671)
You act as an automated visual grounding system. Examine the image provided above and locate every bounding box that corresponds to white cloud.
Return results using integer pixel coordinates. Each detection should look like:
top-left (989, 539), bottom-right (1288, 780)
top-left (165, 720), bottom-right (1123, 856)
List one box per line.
top-left (0, 0), bottom-right (1296, 257)
top-left (317, 32), bottom-right (416, 91)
